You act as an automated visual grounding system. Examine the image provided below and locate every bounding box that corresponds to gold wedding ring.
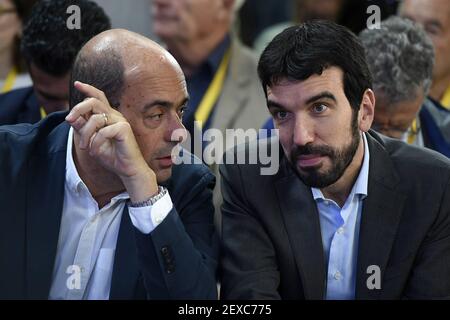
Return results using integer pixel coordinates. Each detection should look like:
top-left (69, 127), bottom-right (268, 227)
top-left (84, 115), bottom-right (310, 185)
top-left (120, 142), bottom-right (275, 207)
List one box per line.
top-left (102, 113), bottom-right (108, 127)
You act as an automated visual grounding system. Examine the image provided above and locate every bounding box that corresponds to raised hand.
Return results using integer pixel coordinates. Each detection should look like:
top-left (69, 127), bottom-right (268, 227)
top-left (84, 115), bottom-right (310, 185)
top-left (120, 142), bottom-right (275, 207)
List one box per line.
top-left (66, 81), bottom-right (158, 202)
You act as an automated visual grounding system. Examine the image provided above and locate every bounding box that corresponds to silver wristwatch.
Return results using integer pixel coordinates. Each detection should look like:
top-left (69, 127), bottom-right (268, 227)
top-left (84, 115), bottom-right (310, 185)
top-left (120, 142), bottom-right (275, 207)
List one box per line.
top-left (129, 186), bottom-right (168, 207)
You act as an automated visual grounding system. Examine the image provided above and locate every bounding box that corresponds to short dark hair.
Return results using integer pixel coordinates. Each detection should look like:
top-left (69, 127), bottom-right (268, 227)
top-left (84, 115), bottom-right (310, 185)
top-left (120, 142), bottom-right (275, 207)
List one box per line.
top-left (20, 0), bottom-right (111, 77)
top-left (11, 0), bottom-right (37, 73)
top-left (258, 20), bottom-right (373, 111)
top-left (69, 48), bottom-right (125, 110)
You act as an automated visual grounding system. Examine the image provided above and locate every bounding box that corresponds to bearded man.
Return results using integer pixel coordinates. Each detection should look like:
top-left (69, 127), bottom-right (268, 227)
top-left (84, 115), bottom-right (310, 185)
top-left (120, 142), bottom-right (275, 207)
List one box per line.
top-left (219, 21), bottom-right (450, 300)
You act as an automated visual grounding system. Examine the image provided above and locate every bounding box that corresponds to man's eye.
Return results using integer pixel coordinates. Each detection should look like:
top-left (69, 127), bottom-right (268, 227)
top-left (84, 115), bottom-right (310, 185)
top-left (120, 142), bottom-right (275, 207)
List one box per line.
top-left (312, 104), bottom-right (328, 114)
top-left (275, 111), bottom-right (288, 120)
top-left (149, 113), bottom-right (163, 120)
top-left (425, 26), bottom-right (440, 36)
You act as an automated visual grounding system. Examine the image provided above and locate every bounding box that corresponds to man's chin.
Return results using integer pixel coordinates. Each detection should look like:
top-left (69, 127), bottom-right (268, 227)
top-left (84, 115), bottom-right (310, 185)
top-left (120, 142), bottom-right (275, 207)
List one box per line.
top-left (155, 167), bottom-right (172, 184)
top-left (295, 168), bottom-right (340, 189)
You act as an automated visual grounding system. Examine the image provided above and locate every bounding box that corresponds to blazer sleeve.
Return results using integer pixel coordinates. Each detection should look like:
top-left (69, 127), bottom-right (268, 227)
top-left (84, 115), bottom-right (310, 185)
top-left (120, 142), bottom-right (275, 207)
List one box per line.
top-left (220, 162), bottom-right (281, 300)
top-left (133, 171), bottom-right (219, 299)
top-left (404, 177), bottom-right (450, 299)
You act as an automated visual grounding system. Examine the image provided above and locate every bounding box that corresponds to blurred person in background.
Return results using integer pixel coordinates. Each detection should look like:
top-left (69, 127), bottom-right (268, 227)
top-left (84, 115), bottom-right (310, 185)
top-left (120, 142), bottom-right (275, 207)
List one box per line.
top-left (0, 0), bottom-right (110, 125)
top-left (296, 0), bottom-right (346, 21)
top-left (152, 0), bottom-right (269, 226)
top-left (360, 16), bottom-right (450, 157)
top-left (254, 0), bottom-right (347, 55)
top-left (339, 0), bottom-right (398, 35)
top-left (237, 0), bottom-right (291, 47)
top-left (399, 0), bottom-right (450, 110)
top-left (253, 0), bottom-right (398, 56)
top-left (152, 0), bottom-right (267, 142)
top-left (0, 0), bottom-right (36, 93)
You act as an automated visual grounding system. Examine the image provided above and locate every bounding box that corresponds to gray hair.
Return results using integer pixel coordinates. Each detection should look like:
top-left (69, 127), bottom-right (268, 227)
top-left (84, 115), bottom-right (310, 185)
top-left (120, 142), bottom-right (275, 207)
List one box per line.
top-left (359, 16), bottom-right (434, 105)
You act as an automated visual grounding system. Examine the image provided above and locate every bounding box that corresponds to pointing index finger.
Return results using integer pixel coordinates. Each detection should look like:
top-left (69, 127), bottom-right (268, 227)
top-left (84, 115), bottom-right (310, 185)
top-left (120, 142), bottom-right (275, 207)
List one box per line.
top-left (74, 81), bottom-right (109, 105)
top-left (66, 81), bottom-right (112, 122)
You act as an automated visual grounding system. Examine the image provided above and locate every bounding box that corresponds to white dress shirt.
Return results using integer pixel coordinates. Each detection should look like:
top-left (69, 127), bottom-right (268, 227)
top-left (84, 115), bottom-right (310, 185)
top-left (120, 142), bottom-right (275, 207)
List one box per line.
top-left (49, 128), bottom-right (173, 300)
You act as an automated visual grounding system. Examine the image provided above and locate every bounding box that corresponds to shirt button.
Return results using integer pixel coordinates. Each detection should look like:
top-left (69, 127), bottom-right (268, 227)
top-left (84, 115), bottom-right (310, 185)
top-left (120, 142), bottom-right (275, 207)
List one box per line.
top-left (324, 201), bottom-right (329, 206)
top-left (80, 266), bottom-right (85, 273)
top-left (334, 271), bottom-right (342, 280)
top-left (337, 227), bottom-right (344, 234)
top-left (155, 217), bottom-right (162, 224)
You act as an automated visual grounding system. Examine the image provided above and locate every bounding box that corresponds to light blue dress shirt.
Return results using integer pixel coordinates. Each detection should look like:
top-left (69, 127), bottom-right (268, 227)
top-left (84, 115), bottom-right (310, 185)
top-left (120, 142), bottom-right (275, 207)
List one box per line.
top-left (311, 133), bottom-right (370, 300)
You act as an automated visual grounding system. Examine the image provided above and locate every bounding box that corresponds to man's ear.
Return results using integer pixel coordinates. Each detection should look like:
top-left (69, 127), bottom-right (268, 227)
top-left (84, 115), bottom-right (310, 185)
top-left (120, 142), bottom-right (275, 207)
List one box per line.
top-left (358, 89), bottom-right (375, 132)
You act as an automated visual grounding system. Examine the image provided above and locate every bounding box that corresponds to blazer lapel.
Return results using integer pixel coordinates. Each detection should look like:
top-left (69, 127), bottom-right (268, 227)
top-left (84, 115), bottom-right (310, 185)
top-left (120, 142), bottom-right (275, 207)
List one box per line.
top-left (276, 158), bottom-right (326, 299)
top-left (25, 121), bottom-right (69, 299)
top-left (355, 132), bottom-right (406, 299)
top-left (110, 206), bottom-right (140, 299)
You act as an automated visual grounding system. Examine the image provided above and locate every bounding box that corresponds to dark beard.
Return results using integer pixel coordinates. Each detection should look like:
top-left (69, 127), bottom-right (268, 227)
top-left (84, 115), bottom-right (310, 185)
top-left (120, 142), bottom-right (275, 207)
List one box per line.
top-left (290, 115), bottom-right (361, 188)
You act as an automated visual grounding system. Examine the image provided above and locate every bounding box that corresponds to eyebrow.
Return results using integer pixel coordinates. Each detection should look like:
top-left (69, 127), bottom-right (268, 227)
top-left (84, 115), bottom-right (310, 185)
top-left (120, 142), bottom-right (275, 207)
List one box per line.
top-left (267, 100), bottom-right (286, 110)
top-left (142, 97), bottom-right (189, 112)
top-left (267, 91), bottom-right (337, 110)
top-left (305, 91), bottom-right (337, 105)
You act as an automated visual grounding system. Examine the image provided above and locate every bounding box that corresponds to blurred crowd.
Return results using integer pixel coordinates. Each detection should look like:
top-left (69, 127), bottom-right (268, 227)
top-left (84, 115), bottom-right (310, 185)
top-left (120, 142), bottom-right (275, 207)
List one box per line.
top-left (1, 0), bottom-right (449, 154)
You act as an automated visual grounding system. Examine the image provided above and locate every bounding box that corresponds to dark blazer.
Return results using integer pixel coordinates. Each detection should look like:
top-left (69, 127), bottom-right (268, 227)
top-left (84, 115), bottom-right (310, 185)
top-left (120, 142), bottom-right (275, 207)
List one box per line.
top-left (0, 86), bottom-right (41, 125)
top-left (220, 130), bottom-right (450, 299)
top-left (0, 112), bottom-right (219, 299)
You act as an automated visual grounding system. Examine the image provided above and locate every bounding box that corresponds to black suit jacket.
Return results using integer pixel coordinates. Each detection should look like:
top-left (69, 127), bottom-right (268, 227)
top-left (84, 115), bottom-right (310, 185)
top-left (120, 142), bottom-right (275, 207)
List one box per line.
top-left (0, 86), bottom-right (41, 125)
top-left (0, 112), bottom-right (219, 299)
top-left (220, 131), bottom-right (450, 299)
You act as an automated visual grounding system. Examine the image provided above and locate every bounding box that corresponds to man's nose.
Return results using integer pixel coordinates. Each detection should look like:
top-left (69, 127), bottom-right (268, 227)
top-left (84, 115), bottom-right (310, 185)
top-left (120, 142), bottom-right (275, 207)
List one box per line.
top-left (293, 118), bottom-right (314, 146)
top-left (168, 114), bottom-right (187, 143)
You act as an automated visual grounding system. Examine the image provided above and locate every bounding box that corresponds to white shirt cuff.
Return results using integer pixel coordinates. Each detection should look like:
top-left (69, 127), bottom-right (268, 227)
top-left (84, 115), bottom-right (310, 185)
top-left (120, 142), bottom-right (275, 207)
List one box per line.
top-left (128, 192), bottom-right (173, 234)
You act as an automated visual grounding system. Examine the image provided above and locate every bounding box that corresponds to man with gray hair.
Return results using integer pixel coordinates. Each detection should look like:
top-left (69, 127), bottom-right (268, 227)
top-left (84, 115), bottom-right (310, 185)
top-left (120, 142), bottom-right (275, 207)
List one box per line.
top-left (152, 0), bottom-right (267, 139)
top-left (152, 0), bottom-right (269, 226)
top-left (360, 16), bottom-right (450, 157)
top-left (399, 0), bottom-right (450, 110)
